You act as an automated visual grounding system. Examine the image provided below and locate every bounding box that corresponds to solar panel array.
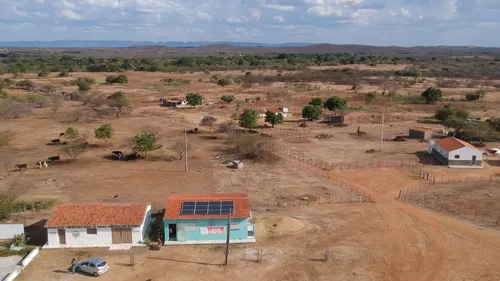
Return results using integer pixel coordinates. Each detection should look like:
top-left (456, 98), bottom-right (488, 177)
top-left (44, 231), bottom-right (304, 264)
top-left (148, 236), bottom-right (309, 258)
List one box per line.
top-left (180, 201), bottom-right (234, 215)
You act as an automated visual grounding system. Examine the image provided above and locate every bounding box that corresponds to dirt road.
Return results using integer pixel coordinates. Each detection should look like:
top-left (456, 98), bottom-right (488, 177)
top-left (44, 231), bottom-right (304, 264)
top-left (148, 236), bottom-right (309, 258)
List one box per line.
top-left (338, 169), bottom-right (500, 281)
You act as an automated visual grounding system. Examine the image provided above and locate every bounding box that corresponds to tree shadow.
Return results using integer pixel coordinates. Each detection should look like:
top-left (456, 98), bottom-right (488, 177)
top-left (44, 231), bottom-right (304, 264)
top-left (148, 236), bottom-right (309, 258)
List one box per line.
top-left (146, 256), bottom-right (220, 266)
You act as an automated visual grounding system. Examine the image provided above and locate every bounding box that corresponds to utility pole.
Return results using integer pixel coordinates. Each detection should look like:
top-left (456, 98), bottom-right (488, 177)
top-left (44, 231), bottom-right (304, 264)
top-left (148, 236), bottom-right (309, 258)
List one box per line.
top-left (380, 113), bottom-right (385, 152)
top-left (224, 209), bottom-right (232, 266)
top-left (184, 127), bottom-right (188, 173)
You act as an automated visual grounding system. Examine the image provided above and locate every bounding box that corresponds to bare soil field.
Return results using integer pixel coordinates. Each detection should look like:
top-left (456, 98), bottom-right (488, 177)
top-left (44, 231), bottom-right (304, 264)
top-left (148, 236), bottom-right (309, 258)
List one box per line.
top-left (1, 70), bottom-right (500, 281)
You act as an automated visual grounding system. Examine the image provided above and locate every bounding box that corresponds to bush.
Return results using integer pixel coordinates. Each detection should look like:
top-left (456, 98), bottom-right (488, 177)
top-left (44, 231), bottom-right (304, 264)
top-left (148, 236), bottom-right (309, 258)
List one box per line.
top-left (302, 105), bottom-right (322, 121)
top-left (216, 120), bottom-right (236, 133)
top-left (25, 94), bottom-right (50, 108)
top-left (37, 69), bottom-right (50, 78)
top-left (220, 95), bottom-right (235, 103)
top-left (308, 97), bottom-right (322, 107)
top-left (69, 91), bottom-right (85, 101)
top-left (465, 93), bottom-right (480, 101)
top-left (106, 74), bottom-right (128, 84)
top-left (239, 108), bottom-right (259, 129)
top-left (65, 126), bottom-right (79, 139)
top-left (435, 106), bottom-right (469, 122)
top-left (0, 90), bottom-right (7, 99)
top-left (132, 132), bottom-right (162, 157)
top-left (76, 79), bottom-right (90, 92)
top-left (58, 71), bottom-right (70, 77)
top-left (230, 135), bottom-right (276, 162)
top-left (186, 92), bottom-right (203, 107)
top-left (0, 99), bottom-right (31, 118)
top-left (364, 92), bottom-right (376, 104)
top-left (94, 123), bottom-right (114, 141)
top-left (217, 77), bottom-right (234, 87)
top-left (108, 91), bottom-right (130, 112)
top-left (72, 77), bottom-right (96, 86)
top-left (40, 84), bottom-right (56, 93)
top-left (15, 79), bottom-right (36, 91)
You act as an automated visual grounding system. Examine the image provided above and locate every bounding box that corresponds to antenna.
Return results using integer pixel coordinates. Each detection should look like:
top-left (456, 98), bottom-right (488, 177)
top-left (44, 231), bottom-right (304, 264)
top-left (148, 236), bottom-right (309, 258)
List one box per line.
top-left (380, 113), bottom-right (385, 152)
top-left (184, 127), bottom-right (188, 172)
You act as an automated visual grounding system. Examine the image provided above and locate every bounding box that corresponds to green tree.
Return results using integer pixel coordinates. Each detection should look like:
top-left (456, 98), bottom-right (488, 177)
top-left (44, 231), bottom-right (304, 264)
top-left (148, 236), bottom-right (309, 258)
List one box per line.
top-left (65, 126), bottom-right (79, 139)
top-left (486, 117), bottom-right (500, 131)
top-left (105, 76), bottom-right (117, 84)
top-left (76, 79), bottom-right (90, 92)
top-left (0, 64), bottom-right (5, 75)
top-left (108, 91), bottom-right (130, 112)
top-left (421, 87), bottom-right (443, 104)
top-left (323, 96), bottom-right (348, 111)
top-left (463, 122), bottom-right (498, 142)
top-left (239, 108), bottom-right (259, 129)
top-left (132, 132), bottom-right (162, 157)
top-left (94, 123), bottom-right (114, 141)
top-left (200, 116), bottom-right (217, 132)
top-left (434, 106), bottom-right (469, 122)
top-left (0, 90), bottom-right (7, 99)
top-left (443, 116), bottom-right (467, 134)
top-left (302, 105), bottom-right (322, 121)
top-left (309, 97), bottom-right (322, 107)
top-left (220, 95), bottom-right (235, 103)
top-left (186, 92), bottom-right (203, 107)
top-left (265, 111), bottom-right (284, 128)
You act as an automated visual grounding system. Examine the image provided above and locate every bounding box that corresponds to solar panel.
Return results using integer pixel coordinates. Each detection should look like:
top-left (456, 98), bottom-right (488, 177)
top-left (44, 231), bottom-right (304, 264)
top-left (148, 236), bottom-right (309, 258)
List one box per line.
top-left (180, 201), bottom-right (234, 215)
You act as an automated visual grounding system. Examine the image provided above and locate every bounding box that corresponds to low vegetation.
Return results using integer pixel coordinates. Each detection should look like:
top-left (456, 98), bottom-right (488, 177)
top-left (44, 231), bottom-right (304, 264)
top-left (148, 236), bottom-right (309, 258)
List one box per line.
top-left (132, 132), bottom-right (162, 157)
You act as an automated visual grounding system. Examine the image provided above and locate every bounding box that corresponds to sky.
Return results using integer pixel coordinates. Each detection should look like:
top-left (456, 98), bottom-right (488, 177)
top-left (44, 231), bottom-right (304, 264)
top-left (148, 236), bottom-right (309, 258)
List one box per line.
top-left (0, 0), bottom-right (500, 46)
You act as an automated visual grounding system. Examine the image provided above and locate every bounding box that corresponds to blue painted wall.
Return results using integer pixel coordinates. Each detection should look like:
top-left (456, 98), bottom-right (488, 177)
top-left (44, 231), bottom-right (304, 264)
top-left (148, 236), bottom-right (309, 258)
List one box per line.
top-left (164, 218), bottom-right (254, 242)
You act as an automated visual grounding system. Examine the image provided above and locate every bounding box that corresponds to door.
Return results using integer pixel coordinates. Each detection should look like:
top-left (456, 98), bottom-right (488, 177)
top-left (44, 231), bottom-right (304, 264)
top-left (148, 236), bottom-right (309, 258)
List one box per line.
top-left (472, 156), bottom-right (477, 166)
top-left (168, 224), bottom-right (177, 241)
top-left (177, 225), bottom-right (187, 242)
top-left (111, 228), bottom-right (132, 244)
top-left (78, 262), bottom-right (90, 274)
top-left (247, 225), bottom-right (255, 238)
top-left (58, 229), bottom-right (66, 245)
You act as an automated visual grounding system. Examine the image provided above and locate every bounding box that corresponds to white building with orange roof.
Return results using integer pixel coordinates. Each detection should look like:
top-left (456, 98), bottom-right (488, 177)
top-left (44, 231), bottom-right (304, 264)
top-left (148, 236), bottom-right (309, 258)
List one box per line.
top-left (428, 137), bottom-right (483, 168)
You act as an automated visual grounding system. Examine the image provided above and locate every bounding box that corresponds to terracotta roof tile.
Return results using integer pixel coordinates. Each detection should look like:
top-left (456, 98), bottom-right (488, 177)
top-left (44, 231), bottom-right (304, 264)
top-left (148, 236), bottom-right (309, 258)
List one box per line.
top-left (433, 137), bottom-right (479, 152)
top-left (45, 202), bottom-right (149, 228)
top-left (164, 193), bottom-right (250, 220)
top-left (266, 108), bottom-right (281, 114)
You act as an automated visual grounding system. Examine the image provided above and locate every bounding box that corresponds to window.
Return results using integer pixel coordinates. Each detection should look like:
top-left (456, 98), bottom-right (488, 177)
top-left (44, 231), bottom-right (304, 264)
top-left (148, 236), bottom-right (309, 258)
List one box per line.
top-left (87, 228), bottom-right (97, 235)
top-left (89, 263), bottom-right (96, 268)
top-left (454, 155), bottom-right (460, 159)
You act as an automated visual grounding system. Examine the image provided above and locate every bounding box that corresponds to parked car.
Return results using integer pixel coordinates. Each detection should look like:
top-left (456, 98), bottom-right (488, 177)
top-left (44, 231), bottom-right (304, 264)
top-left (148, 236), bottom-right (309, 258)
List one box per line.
top-left (75, 258), bottom-right (109, 277)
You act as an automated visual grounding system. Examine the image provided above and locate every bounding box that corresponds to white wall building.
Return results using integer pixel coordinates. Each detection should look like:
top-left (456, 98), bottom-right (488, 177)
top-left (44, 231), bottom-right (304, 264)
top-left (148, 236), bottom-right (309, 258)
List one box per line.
top-left (429, 137), bottom-right (483, 168)
top-left (44, 202), bottom-right (152, 248)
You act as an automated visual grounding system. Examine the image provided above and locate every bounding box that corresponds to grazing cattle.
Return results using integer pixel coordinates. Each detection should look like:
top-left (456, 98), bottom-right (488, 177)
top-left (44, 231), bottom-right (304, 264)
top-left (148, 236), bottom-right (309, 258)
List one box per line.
top-left (111, 151), bottom-right (125, 160)
top-left (51, 139), bottom-right (61, 144)
top-left (59, 133), bottom-right (65, 137)
top-left (125, 153), bottom-right (141, 161)
top-left (36, 161), bottom-right (48, 168)
top-left (48, 156), bottom-right (61, 162)
top-left (16, 164), bottom-right (28, 170)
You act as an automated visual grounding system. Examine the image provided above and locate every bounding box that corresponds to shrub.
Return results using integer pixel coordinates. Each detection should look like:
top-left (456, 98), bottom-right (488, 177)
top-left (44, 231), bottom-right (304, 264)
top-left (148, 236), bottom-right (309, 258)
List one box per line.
top-left (230, 135), bottom-right (276, 162)
top-left (0, 99), bottom-right (31, 118)
top-left (76, 79), bottom-right (90, 92)
top-left (58, 71), bottom-right (70, 77)
top-left (0, 90), bottom-right (7, 99)
top-left (40, 84), bottom-right (56, 93)
top-left (220, 95), bottom-right (235, 103)
top-left (186, 92), bottom-right (203, 107)
top-left (364, 92), bottom-right (376, 104)
top-left (25, 94), bottom-right (50, 108)
top-left (308, 97), bottom-right (322, 107)
top-left (302, 105), bottom-right (322, 121)
top-left (106, 74), bottom-right (128, 84)
top-left (15, 79), bottom-right (36, 91)
top-left (434, 106), bottom-right (469, 122)
top-left (108, 91), bottom-right (130, 112)
top-left (421, 87), bottom-right (443, 104)
top-left (217, 77), bottom-right (234, 87)
top-left (200, 116), bottom-right (217, 132)
top-left (239, 109), bottom-right (259, 129)
top-left (132, 132), bottom-right (162, 157)
top-left (37, 69), bottom-right (50, 78)
top-left (65, 126), bottom-right (79, 139)
top-left (94, 123), bottom-right (114, 141)
top-left (465, 93), bottom-right (480, 101)
top-left (216, 120), bottom-right (236, 133)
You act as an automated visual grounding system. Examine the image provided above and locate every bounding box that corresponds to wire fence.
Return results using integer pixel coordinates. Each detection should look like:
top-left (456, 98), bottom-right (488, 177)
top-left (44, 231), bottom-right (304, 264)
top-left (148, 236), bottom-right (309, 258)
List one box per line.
top-left (397, 186), bottom-right (500, 227)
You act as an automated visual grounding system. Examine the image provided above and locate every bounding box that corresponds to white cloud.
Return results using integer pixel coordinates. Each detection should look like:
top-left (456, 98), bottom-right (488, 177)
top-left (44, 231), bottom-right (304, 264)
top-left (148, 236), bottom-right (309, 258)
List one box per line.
top-left (418, 14), bottom-right (423, 20)
top-left (35, 12), bottom-right (49, 18)
top-left (60, 9), bottom-right (82, 20)
top-left (196, 11), bottom-right (212, 21)
top-left (304, 0), bottom-right (365, 17)
top-left (351, 9), bottom-right (378, 25)
top-left (388, 9), bottom-right (398, 16)
top-left (13, 7), bottom-right (27, 16)
top-left (401, 8), bottom-right (409, 16)
top-left (226, 16), bottom-right (248, 24)
top-left (262, 4), bottom-right (296, 11)
top-left (249, 8), bottom-right (261, 20)
top-left (35, 0), bottom-right (44, 3)
top-left (440, 0), bottom-right (457, 20)
top-left (274, 15), bottom-right (285, 22)
top-left (120, 9), bottom-right (126, 16)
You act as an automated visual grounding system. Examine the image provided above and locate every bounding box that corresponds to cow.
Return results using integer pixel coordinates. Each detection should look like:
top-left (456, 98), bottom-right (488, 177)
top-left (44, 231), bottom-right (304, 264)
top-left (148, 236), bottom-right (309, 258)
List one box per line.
top-left (111, 151), bottom-right (125, 160)
top-left (59, 133), bottom-right (65, 137)
top-left (125, 153), bottom-right (141, 161)
top-left (51, 139), bottom-right (61, 144)
top-left (48, 156), bottom-right (61, 162)
top-left (36, 161), bottom-right (48, 168)
top-left (16, 164), bottom-right (27, 171)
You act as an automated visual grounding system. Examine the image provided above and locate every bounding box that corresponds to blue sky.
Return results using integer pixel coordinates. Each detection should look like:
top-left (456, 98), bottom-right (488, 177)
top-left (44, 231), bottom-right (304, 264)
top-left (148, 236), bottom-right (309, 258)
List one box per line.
top-left (0, 0), bottom-right (499, 46)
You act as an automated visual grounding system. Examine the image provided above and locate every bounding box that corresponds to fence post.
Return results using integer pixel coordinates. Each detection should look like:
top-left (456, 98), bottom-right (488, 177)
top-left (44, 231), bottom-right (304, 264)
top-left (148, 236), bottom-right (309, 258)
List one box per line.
top-left (474, 210), bottom-right (478, 221)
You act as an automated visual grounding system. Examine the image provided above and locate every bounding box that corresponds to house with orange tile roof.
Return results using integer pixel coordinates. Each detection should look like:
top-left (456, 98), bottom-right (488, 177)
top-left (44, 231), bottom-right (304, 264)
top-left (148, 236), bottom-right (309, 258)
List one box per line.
top-left (256, 107), bottom-right (288, 118)
top-left (163, 193), bottom-right (255, 245)
top-left (44, 202), bottom-right (152, 248)
top-left (428, 137), bottom-right (482, 168)
top-left (160, 96), bottom-right (187, 107)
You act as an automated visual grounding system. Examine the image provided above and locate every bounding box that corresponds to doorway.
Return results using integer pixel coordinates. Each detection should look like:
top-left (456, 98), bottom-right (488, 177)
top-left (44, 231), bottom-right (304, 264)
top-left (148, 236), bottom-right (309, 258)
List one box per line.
top-left (472, 155), bottom-right (477, 166)
top-left (57, 229), bottom-right (66, 245)
top-left (168, 224), bottom-right (177, 241)
top-left (111, 228), bottom-right (132, 244)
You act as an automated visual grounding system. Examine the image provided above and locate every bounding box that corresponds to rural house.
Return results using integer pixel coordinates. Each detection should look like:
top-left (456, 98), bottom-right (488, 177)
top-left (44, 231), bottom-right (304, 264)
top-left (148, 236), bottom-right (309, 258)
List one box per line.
top-left (428, 137), bottom-right (483, 168)
top-left (44, 202), bottom-right (152, 248)
top-left (161, 97), bottom-right (187, 107)
top-left (257, 107), bottom-right (288, 118)
top-left (163, 193), bottom-right (256, 245)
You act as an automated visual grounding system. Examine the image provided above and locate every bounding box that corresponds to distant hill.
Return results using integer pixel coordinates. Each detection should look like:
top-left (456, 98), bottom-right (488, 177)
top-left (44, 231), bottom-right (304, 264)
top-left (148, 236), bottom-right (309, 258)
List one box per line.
top-left (0, 40), bottom-right (310, 48)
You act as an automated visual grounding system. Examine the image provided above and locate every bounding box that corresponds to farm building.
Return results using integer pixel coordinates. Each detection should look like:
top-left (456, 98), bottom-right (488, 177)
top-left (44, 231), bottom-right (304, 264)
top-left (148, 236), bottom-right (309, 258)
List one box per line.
top-left (44, 202), bottom-right (152, 248)
top-left (163, 193), bottom-right (256, 245)
top-left (257, 107), bottom-right (288, 118)
top-left (409, 128), bottom-right (433, 140)
top-left (324, 114), bottom-right (348, 125)
top-left (161, 97), bottom-right (187, 107)
top-left (428, 137), bottom-right (483, 168)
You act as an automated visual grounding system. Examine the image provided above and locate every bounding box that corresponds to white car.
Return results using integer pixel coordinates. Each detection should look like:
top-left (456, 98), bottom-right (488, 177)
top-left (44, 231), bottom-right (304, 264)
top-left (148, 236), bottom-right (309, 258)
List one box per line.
top-left (75, 258), bottom-right (109, 277)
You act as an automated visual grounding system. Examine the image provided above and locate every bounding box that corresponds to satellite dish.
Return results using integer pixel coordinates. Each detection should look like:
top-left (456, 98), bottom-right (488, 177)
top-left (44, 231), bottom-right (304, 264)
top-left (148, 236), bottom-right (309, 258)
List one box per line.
top-left (72, 231), bottom-right (80, 238)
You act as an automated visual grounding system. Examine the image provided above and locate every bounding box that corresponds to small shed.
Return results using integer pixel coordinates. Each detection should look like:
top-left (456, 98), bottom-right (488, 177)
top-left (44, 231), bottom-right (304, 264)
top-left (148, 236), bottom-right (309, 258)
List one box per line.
top-left (163, 193), bottom-right (256, 245)
top-left (232, 160), bottom-right (243, 169)
top-left (409, 128), bottom-right (433, 140)
top-left (0, 224), bottom-right (25, 240)
top-left (324, 114), bottom-right (348, 126)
